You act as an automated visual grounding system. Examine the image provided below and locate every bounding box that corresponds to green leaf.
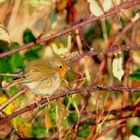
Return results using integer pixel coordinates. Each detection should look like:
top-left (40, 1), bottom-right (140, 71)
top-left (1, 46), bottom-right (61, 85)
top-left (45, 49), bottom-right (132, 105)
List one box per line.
top-left (77, 128), bottom-right (91, 138)
top-left (84, 24), bottom-right (100, 42)
top-left (79, 121), bottom-right (91, 128)
top-left (120, 18), bottom-right (127, 27)
top-left (129, 69), bottom-right (140, 80)
top-left (63, 96), bottom-right (69, 106)
top-left (48, 105), bottom-right (56, 117)
top-left (132, 92), bottom-right (140, 101)
top-left (32, 125), bottom-right (47, 138)
top-left (63, 96), bottom-right (79, 110)
top-left (132, 125), bottom-right (140, 137)
top-left (67, 113), bottom-right (78, 123)
top-left (0, 57), bottom-right (12, 73)
top-left (23, 28), bottom-right (36, 44)
top-left (8, 86), bottom-right (18, 96)
top-left (10, 43), bottom-right (24, 70)
top-left (100, 20), bottom-right (110, 39)
top-left (11, 116), bottom-right (24, 128)
top-left (8, 86), bottom-right (26, 107)
top-left (0, 41), bottom-right (10, 52)
top-left (77, 121), bottom-right (91, 138)
top-left (63, 96), bottom-right (74, 110)
top-left (24, 45), bottom-right (41, 61)
top-left (73, 95), bottom-right (80, 106)
top-left (30, 44), bottom-right (41, 51)
top-left (0, 57), bottom-right (12, 81)
top-left (22, 29), bottom-right (42, 60)
top-left (46, 105), bottom-right (57, 127)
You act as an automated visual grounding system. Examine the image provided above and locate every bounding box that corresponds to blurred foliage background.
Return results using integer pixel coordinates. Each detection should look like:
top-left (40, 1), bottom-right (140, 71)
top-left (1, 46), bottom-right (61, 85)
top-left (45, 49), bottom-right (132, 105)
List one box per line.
top-left (0, 0), bottom-right (140, 139)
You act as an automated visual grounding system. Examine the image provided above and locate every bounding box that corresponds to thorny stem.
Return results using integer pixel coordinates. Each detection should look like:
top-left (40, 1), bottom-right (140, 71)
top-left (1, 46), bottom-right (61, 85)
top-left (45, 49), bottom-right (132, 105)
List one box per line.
top-left (0, 85), bottom-right (140, 125)
top-left (0, 0), bottom-right (139, 58)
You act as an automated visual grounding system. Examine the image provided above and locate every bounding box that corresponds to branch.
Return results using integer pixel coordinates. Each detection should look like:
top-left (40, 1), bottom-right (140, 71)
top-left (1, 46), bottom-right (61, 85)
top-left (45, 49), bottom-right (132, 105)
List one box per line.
top-left (112, 22), bottom-right (135, 46)
top-left (0, 85), bottom-right (140, 125)
top-left (0, 45), bottom-right (138, 113)
top-left (66, 45), bottom-right (140, 64)
top-left (0, 0), bottom-right (139, 58)
top-left (0, 87), bottom-right (28, 111)
top-left (94, 119), bottom-right (126, 140)
top-left (0, 45), bottom-right (139, 112)
top-left (80, 104), bottom-right (140, 123)
top-left (94, 109), bottom-right (140, 140)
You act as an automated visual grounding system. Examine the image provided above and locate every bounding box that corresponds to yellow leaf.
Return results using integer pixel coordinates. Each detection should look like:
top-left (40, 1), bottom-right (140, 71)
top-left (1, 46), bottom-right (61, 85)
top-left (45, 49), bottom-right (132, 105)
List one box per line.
top-left (17, 122), bottom-right (32, 138)
top-left (112, 52), bottom-right (124, 81)
top-left (0, 96), bottom-right (15, 115)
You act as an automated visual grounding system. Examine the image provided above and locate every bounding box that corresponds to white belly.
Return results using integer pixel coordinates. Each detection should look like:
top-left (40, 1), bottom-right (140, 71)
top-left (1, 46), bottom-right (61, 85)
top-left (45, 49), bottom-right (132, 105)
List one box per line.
top-left (23, 73), bottom-right (61, 96)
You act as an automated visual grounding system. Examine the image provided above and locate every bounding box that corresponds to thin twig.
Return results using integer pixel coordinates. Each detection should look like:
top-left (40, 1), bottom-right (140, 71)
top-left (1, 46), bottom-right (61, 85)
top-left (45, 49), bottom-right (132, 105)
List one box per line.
top-left (0, 0), bottom-right (139, 58)
top-left (0, 87), bottom-right (28, 111)
top-left (80, 103), bottom-right (140, 123)
top-left (94, 119), bottom-right (126, 140)
top-left (0, 45), bottom-right (138, 121)
top-left (0, 85), bottom-right (140, 125)
top-left (111, 19), bottom-right (139, 46)
top-left (66, 45), bottom-right (140, 64)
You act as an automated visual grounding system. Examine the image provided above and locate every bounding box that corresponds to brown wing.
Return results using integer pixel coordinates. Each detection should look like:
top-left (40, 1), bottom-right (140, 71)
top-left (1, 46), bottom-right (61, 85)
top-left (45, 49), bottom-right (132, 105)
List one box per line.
top-left (25, 59), bottom-right (52, 73)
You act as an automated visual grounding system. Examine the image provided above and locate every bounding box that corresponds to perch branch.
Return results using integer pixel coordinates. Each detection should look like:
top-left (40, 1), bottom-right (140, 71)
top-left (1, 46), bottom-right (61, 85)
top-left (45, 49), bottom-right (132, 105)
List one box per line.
top-left (0, 0), bottom-right (139, 58)
top-left (0, 45), bottom-right (138, 116)
top-left (0, 85), bottom-right (140, 125)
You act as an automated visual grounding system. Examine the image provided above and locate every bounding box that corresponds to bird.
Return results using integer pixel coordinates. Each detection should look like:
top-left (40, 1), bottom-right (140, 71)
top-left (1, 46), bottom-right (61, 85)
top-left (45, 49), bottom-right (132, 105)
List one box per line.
top-left (18, 55), bottom-right (67, 97)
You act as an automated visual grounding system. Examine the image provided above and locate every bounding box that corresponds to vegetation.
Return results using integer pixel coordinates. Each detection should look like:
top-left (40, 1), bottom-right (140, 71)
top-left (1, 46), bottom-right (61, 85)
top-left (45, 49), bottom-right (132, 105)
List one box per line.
top-left (0, 0), bottom-right (140, 139)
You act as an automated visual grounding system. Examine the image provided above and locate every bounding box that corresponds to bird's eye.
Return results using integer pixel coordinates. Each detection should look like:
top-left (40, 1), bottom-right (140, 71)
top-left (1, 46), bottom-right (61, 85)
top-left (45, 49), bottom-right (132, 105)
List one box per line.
top-left (59, 65), bottom-right (62, 68)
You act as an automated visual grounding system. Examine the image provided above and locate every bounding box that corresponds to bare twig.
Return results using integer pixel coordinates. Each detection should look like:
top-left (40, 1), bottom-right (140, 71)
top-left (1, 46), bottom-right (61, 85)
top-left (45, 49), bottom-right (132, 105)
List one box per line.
top-left (80, 104), bottom-right (140, 123)
top-left (0, 87), bottom-right (28, 111)
top-left (94, 108), bottom-right (140, 140)
top-left (94, 119), bottom-right (126, 140)
top-left (0, 45), bottom-right (138, 120)
top-left (111, 20), bottom-right (139, 46)
top-left (0, 85), bottom-right (140, 125)
top-left (0, 0), bottom-right (139, 58)
top-left (66, 45), bottom-right (140, 64)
